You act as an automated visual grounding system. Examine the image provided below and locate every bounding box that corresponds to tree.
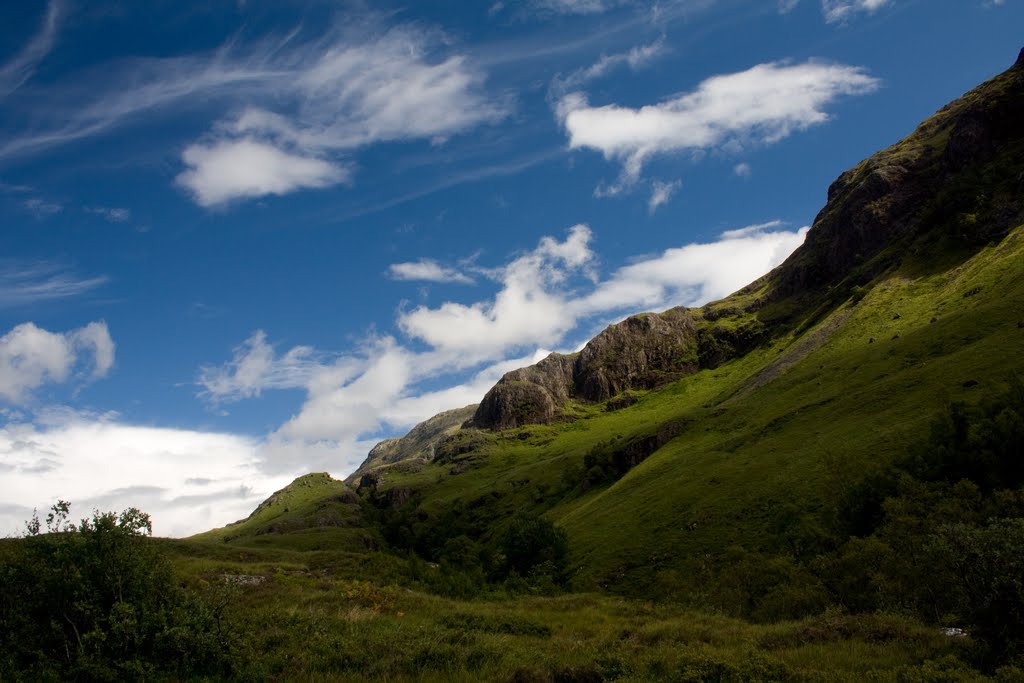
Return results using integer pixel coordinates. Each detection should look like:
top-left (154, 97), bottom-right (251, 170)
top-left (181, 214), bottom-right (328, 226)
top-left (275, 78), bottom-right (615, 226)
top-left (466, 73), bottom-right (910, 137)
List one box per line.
top-left (0, 501), bottom-right (230, 681)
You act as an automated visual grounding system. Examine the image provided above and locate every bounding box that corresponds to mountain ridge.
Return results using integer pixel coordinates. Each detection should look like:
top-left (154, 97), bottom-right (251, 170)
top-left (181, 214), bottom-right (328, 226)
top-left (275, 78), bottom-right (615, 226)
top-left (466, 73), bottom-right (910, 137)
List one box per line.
top-left (344, 49), bottom-right (1023, 482)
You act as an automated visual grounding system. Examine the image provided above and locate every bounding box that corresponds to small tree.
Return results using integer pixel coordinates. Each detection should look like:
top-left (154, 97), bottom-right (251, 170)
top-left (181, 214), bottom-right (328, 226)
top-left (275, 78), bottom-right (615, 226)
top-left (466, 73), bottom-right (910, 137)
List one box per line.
top-left (499, 513), bottom-right (569, 585)
top-left (0, 501), bottom-right (230, 681)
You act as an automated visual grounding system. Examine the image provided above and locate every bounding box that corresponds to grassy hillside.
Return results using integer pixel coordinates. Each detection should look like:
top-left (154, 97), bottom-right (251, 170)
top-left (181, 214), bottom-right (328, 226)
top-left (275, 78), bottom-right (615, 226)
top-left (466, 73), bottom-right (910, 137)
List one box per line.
top-left (366, 221), bottom-right (1024, 598)
top-left (85, 49), bottom-right (1022, 680)
top-left (192, 472), bottom-right (380, 552)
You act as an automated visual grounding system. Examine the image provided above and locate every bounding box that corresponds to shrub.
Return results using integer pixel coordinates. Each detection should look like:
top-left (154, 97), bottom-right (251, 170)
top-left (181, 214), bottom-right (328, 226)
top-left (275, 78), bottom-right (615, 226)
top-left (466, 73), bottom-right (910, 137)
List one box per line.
top-left (0, 501), bottom-right (231, 681)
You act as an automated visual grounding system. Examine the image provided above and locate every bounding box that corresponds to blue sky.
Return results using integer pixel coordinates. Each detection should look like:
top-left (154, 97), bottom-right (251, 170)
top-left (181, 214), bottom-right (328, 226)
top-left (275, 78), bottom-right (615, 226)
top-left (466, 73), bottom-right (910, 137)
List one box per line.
top-left (1, 0), bottom-right (1020, 536)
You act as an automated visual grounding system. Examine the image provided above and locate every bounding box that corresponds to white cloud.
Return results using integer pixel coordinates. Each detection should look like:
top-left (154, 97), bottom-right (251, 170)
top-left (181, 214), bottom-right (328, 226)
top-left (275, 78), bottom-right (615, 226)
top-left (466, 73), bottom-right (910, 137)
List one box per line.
top-left (22, 197), bottom-right (62, 217)
top-left (198, 220), bottom-right (807, 478)
top-left (822, 0), bottom-right (891, 22)
top-left (734, 162), bottom-right (752, 177)
top-left (388, 260), bottom-right (475, 285)
top-left (558, 59), bottom-right (878, 191)
top-left (174, 26), bottom-right (506, 206)
top-left (0, 321), bottom-right (115, 404)
top-left (1, 22), bottom-right (506, 206)
top-left (648, 179), bottom-right (681, 213)
top-left (0, 415), bottom-right (290, 538)
top-left (84, 206), bottom-right (131, 223)
top-left (573, 222), bottom-right (808, 316)
top-left (0, 262), bottom-right (108, 308)
top-left (533, 0), bottom-right (634, 13)
top-left (553, 38), bottom-right (667, 93)
top-left (0, 1), bottom-right (62, 97)
top-left (71, 322), bottom-right (116, 379)
top-left (177, 138), bottom-right (348, 207)
top-left (198, 330), bottom-right (331, 403)
top-left (397, 225), bottom-right (595, 358)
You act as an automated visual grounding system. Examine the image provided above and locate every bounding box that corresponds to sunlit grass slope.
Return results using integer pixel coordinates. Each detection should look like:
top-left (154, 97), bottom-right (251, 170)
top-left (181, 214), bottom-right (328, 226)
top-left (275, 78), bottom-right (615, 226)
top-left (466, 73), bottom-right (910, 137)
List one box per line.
top-left (371, 222), bottom-right (1024, 596)
top-left (191, 472), bottom-right (381, 552)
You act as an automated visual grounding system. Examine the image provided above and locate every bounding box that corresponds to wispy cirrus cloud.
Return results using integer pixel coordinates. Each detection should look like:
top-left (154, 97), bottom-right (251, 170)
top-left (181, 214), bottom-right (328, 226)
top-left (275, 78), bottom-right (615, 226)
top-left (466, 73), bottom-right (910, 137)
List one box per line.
top-left (1, 17), bottom-right (507, 208)
top-left (647, 179), bottom-right (681, 213)
top-left (557, 59), bottom-right (879, 194)
top-left (84, 206), bottom-right (131, 223)
top-left (551, 37), bottom-right (667, 94)
top-left (822, 0), bottom-right (891, 22)
top-left (0, 1), bottom-right (63, 98)
top-left (0, 262), bottom-right (108, 308)
top-left (387, 259), bottom-right (475, 285)
top-left (533, 0), bottom-right (636, 14)
top-left (780, 0), bottom-right (893, 21)
top-left (197, 330), bottom-right (332, 403)
top-left (176, 26), bottom-right (506, 206)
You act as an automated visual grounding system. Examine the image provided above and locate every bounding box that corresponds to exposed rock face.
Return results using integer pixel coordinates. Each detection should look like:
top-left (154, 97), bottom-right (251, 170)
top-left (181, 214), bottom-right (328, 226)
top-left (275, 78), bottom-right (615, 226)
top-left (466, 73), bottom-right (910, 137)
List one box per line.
top-left (472, 309), bottom-right (701, 430)
top-left (347, 404), bottom-right (478, 483)
top-left (473, 353), bottom-right (576, 430)
top-left (772, 55), bottom-right (1024, 299)
top-left (576, 308), bottom-right (697, 401)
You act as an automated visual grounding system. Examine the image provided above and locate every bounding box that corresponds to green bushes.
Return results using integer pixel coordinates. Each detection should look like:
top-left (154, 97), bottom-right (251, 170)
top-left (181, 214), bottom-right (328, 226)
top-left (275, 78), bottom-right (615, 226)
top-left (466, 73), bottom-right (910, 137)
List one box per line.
top-left (0, 502), bottom-right (231, 681)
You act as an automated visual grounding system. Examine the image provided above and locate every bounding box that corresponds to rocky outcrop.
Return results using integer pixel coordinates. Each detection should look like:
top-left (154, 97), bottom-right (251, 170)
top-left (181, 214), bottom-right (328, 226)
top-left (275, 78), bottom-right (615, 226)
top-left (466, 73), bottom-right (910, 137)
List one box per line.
top-left (771, 52), bottom-right (1024, 299)
top-left (473, 352), bottom-right (576, 430)
top-left (472, 309), bottom-right (703, 430)
top-left (576, 308), bottom-right (698, 401)
top-left (347, 404), bottom-right (478, 483)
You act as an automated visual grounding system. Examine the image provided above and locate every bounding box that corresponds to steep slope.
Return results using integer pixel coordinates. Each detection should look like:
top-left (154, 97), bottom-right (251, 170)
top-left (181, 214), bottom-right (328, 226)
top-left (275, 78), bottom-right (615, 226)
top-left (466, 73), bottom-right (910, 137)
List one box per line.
top-left (346, 404), bottom-right (477, 484)
top-left (447, 49), bottom-right (1024, 434)
top-left (205, 50), bottom-right (1024, 601)
top-left (354, 50), bottom-right (1024, 592)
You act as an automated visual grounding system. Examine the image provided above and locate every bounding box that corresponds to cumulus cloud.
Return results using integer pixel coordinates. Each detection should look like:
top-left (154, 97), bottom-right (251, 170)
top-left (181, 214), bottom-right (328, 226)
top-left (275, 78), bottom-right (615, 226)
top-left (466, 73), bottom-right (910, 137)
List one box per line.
top-left (177, 138), bottom-right (349, 207)
top-left (0, 321), bottom-right (115, 404)
top-left (0, 415), bottom-right (289, 537)
top-left (398, 225), bottom-right (595, 358)
top-left (200, 220), bottom-right (807, 476)
top-left (648, 179), bottom-right (681, 213)
top-left (574, 221), bottom-right (808, 314)
top-left (557, 59), bottom-right (878, 192)
top-left (387, 260), bottom-right (475, 285)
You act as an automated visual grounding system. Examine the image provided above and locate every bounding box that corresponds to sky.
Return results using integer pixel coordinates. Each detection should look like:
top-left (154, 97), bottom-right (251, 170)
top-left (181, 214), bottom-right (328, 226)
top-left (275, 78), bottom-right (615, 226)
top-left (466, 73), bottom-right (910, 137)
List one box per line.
top-left (1, 0), bottom-right (1020, 537)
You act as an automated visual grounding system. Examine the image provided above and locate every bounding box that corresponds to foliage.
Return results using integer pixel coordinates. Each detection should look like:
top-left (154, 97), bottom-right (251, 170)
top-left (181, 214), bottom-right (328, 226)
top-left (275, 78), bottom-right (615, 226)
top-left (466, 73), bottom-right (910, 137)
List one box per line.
top-left (0, 502), bottom-right (231, 681)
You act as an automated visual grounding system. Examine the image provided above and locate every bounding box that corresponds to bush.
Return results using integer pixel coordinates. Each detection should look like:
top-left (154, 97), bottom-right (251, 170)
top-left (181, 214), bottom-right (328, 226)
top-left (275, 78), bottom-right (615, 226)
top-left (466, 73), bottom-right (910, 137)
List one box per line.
top-left (499, 513), bottom-right (569, 582)
top-left (0, 501), bottom-right (231, 681)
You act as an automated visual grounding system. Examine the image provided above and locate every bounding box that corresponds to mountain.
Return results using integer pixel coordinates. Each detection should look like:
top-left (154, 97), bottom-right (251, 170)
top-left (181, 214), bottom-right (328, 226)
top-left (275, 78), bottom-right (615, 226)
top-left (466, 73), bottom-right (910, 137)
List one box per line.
top-left (203, 48), bottom-right (1024, 598)
top-left (167, 51), bottom-right (1024, 679)
top-left (346, 404), bottom-right (477, 484)
top-left (346, 48), bottom-right (1024, 480)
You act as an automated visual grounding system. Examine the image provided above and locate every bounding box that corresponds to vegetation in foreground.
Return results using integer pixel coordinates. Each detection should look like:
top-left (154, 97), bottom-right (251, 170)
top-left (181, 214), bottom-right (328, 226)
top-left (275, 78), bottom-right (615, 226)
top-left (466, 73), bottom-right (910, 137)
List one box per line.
top-left (2, 46), bottom-right (1023, 683)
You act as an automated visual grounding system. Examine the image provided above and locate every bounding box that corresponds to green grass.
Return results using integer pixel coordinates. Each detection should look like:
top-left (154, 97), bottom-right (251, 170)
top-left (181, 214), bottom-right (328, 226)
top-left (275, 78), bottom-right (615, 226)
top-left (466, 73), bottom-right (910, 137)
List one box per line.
top-left (164, 542), bottom-right (980, 681)
top-left (190, 472), bottom-right (382, 552)
top-left (366, 223), bottom-right (1024, 597)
